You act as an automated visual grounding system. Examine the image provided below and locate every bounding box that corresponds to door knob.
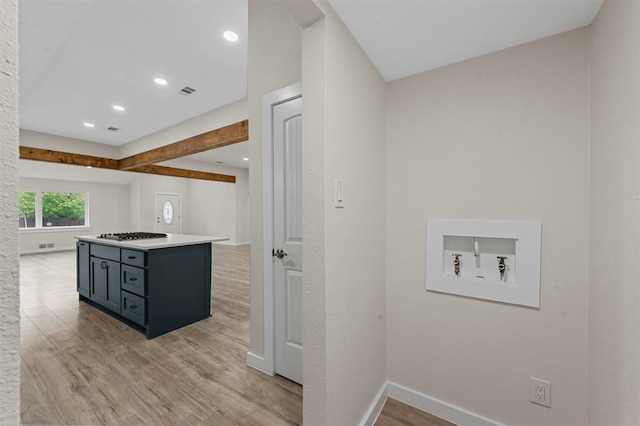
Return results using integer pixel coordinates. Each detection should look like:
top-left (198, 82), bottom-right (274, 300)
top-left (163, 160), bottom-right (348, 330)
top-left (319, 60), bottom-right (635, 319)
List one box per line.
top-left (272, 249), bottom-right (287, 259)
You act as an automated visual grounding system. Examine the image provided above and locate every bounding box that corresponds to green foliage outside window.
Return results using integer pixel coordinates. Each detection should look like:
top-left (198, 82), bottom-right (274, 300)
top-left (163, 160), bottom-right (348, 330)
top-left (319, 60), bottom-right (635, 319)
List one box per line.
top-left (19, 191), bottom-right (36, 228)
top-left (42, 192), bottom-right (85, 220)
top-left (19, 190), bottom-right (86, 228)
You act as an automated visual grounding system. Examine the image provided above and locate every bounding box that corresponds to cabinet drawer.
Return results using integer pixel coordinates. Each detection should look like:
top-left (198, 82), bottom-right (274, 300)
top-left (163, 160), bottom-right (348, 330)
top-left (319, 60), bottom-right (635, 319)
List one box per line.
top-left (121, 291), bottom-right (146, 326)
top-left (121, 264), bottom-right (146, 297)
top-left (90, 244), bottom-right (120, 261)
top-left (121, 249), bottom-right (146, 268)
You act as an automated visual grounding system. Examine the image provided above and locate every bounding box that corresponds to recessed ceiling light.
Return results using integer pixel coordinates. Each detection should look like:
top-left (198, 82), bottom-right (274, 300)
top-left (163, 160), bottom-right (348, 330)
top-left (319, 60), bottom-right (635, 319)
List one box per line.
top-left (112, 105), bottom-right (125, 112)
top-left (243, 157), bottom-right (249, 161)
top-left (223, 30), bottom-right (239, 42)
top-left (154, 78), bottom-right (168, 86)
top-left (83, 122), bottom-right (95, 128)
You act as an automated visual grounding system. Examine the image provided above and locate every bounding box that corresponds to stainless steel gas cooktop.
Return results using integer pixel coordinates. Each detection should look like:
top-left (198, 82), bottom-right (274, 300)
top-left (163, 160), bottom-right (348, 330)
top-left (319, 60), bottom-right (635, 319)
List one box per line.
top-left (97, 232), bottom-right (168, 241)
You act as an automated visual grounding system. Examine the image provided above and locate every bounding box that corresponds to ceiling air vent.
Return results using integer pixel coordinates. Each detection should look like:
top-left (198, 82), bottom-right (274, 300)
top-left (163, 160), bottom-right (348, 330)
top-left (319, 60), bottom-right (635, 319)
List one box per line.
top-left (179, 86), bottom-right (196, 96)
top-left (107, 127), bottom-right (120, 131)
top-left (215, 161), bottom-right (224, 164)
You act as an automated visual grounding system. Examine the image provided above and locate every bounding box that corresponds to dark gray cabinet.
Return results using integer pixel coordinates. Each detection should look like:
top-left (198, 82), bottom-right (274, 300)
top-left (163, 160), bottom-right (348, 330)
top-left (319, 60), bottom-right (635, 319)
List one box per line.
top-left (90, 257), bottom-right (120, 313)
top-left (121, 291), bottom-right (145, 326)
top-left (77, 240), bottom-right (212, 339)
top-left (76, 241), bottom-right (90, 298)
top-left (87, 242), bottom-right (121, 313)
top-left (121, 264), bottom-right (145, 296)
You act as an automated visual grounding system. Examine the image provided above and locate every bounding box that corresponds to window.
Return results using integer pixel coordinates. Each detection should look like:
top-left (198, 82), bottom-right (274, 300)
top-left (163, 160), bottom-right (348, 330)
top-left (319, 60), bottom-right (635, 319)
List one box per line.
top-left (18, 191), bottom-right (36, 228)
top-left (19, 190), bottom-right (88, 229)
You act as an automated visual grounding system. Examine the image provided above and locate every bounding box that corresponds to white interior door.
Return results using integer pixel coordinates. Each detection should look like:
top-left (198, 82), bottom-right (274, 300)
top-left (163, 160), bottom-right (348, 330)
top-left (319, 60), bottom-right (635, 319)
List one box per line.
top-left (154, 193), bottom-right (181, 234)
top-left (273, 96), bottom-right (303, 384)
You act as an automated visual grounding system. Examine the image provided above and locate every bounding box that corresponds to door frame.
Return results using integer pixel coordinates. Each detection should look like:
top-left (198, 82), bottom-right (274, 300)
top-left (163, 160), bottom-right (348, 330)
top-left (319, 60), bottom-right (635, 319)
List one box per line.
top-left (259, 82), bottom-right (302, 376)
top-left (154, 192), bottom-right (182, 233)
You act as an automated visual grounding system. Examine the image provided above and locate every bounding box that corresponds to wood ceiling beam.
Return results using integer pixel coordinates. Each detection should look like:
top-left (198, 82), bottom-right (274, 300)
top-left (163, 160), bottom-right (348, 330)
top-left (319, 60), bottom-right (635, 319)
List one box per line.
top-left (20, 146), bottom-right (236, 183)
top-left (118, 119), bottom-right (248, 171)
top-left (20, 146), bottom-right (120, 169)
top-left (128, 165), bottom-right (236, 183)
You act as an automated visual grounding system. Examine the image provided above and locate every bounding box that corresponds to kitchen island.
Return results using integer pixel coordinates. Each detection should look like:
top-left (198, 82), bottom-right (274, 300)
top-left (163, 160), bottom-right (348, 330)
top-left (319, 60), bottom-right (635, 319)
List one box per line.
top-left (76, 233), bottom-right (228, 339)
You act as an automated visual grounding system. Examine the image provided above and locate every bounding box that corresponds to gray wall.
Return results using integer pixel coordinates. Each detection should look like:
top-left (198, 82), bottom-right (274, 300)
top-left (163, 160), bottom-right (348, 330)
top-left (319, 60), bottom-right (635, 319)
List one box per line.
top-left (0, 0), bottom-right (20, 422)
top-left (306, 2), bottom-right (388, 424)
top-left (588, 0), bottom-right (640, 423)
top-left (387, 28), bottom-right (590, 424)
top-left (247, 0), bottom-right (302, 361)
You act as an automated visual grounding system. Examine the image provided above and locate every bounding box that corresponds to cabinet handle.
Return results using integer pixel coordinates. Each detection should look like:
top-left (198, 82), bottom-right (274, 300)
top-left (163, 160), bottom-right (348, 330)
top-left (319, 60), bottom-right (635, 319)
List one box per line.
top-left (129, 277), bottom-right (137, 282)
top-left (101, 261), bottom-right (107, 269)
top-left (129, 305), bottom-right (137, 310)
top-left (128, 256), bottom-right (136, 260)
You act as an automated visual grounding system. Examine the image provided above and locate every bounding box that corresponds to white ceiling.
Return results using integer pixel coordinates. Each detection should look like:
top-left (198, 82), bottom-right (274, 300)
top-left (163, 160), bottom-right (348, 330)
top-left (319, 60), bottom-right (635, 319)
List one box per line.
top-left (18, 0), bottom-right (602, 182)
top-left (19, 0), bottom-right (247, 147)
top-left (328, 0), bottom-right (603, 81)
top-left (174, 142), bottom-right (249, 170)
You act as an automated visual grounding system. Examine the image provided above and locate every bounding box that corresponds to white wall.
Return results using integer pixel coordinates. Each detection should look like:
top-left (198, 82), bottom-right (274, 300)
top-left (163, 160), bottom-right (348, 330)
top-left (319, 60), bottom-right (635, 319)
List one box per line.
top-left (19, 177), bottom-right (131, 253)
top-left (387, 28), bottom-right (590, 424)
top-left (118, 98), bottom-right (247, 158)
top-left (588, 1), bottom-right (640, 424)
top-left (248, 0), bottom-right (302, 360)
top-left (129, 173), bottom-right (190, 233)
top-left (186, 179), bottom-right (237, 243)
top-left (0, 0), bottom-right (20, 421)
top-left (128, 168), bottom-right (243, 244)
top-left (21, 129), bottom-right (119, 158)
top-left (312, 1), bottom-right (388, 424)
top-left (159, 157), bottom-right (249, 244)
top-left (235, 168), bottom-right (250, 245)
top-left (301, 15), bottom-right (327, 424)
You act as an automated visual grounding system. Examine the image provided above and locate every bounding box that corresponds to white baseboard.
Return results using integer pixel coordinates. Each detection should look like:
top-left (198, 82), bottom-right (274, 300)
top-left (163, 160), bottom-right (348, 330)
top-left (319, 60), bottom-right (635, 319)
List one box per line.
top-left (359, 381), bottom-right (388, 426)
top-left (358, 381), bottom-right (502, 426)
top-left (20, 246), bottom-right (75, 255)
top-left (245, 351), bottom-right (273, 375)
top-left (213, 241), bottom-right (250, 247)
top-left (387, 382), bottom-right (503, 426)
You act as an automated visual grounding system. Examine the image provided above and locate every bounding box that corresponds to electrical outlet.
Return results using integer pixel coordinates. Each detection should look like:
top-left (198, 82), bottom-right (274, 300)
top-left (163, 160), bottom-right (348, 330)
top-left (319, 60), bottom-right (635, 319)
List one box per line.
top-left (529, 377), bottom-right (551, 408)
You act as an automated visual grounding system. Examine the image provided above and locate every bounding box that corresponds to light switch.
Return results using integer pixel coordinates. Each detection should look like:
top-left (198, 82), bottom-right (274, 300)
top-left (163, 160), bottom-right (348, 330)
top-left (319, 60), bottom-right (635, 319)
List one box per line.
top-left (335, 180), bottom-right (344, 208)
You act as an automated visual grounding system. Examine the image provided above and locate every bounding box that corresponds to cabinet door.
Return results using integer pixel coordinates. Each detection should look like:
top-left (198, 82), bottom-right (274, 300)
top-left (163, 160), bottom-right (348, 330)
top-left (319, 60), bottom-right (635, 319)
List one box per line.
top-left (77, 242), bottom-right (90, 297)
top-left (90, 257), bottom-right (121, 313)
top-left (104, 259), bottom-right (121, 313)
top-left (90, 257), bottom-right (106, 305)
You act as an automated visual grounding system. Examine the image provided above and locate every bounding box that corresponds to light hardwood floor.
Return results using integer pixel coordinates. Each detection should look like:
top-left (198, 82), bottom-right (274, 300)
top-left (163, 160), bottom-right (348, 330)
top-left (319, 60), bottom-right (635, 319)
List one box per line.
top-left (20, 245), bottom-right (301, 425)
top-left (20, 245), bottom-right (448, 425)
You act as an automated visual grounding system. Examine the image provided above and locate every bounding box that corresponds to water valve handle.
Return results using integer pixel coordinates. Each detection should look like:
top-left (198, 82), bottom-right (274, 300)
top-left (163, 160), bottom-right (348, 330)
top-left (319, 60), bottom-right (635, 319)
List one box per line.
top-left (497, 256), bottom-right (507, 281)
top-left (452, 253), bottom-right (462, 277)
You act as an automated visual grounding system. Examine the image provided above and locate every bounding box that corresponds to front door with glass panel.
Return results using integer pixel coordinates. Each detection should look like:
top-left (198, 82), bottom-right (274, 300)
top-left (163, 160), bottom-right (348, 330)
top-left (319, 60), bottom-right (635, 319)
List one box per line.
top-left (154, 193), bottom-right (181, 234)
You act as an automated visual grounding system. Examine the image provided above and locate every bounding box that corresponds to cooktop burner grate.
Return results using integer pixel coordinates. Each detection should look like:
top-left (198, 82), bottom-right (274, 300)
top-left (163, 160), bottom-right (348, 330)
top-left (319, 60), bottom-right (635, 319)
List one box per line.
top-left (97, 232), bottom-right (168, 241)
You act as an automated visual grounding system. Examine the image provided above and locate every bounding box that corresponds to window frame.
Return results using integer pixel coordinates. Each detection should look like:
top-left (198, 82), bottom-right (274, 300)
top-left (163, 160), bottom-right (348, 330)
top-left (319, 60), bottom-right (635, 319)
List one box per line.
top-left (19, 189), bottom-right (90, 231)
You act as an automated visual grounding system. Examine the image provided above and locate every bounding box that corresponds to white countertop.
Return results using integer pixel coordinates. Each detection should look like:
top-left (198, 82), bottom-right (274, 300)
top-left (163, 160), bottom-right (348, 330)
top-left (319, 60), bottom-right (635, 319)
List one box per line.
top-left (76, 233), bottom-right (229, 250)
